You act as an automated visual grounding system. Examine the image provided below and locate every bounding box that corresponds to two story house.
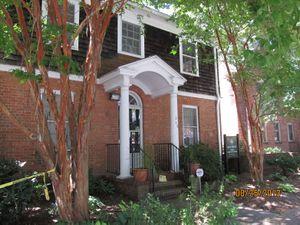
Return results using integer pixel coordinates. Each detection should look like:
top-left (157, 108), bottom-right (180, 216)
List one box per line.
top-left (0, 2), bottom-right (221, 179)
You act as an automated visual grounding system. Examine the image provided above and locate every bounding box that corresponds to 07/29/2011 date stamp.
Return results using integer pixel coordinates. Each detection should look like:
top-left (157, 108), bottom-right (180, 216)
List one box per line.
top-left (235, 188), bottom-right (282, 197)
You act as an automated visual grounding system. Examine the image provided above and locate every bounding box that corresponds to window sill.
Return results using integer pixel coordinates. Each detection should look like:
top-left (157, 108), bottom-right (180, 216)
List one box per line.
top-left (118, 51), bottom-right (144, 59)
top-left (275, 141), bottom-right (282, 144)
top-left (288, 141), bottom-right (295, 143)
top-left (180, 70), bottom-right (200, 77)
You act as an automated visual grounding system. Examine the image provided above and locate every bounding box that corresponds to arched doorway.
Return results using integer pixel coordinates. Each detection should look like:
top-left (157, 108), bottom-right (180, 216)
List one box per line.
top-left (129, 91), bottom-right (143, 169)
top-left (129, 91), bottom-right (143, 151)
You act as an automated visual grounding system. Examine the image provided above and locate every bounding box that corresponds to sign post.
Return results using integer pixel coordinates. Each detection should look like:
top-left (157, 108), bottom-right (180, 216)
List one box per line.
top-left (196, 168), bottom-right (204, 194)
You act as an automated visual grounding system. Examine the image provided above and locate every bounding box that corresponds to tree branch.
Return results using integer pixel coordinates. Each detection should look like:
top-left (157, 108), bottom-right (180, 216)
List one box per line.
top-left (0, 100), bottom-right (36, 140)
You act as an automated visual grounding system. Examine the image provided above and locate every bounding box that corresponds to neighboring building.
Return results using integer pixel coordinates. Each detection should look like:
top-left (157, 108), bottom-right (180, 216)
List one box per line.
top-left (219, 62), bottom-right (300, 153)
top-left (0, 3), bottom-right (221, 177)
top-left (262, 117), bottom-right (300, 152)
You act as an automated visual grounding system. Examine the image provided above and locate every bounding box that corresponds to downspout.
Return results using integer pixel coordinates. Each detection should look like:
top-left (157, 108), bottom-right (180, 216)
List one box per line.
top-left (214, 47), bottom-right (223, 162)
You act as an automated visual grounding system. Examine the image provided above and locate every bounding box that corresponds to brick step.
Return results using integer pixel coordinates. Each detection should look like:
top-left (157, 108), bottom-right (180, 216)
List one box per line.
top-left (154, 187), bottom-right (187, 200)
top-left (139, 179), bottom-right (184, 191)
top-left (153, 180), bottom-right (184, 191)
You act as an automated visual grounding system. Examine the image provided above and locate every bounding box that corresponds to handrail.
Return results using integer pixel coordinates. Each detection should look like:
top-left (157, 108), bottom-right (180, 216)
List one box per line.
top-left (131, 144), bottom-right (159, 193)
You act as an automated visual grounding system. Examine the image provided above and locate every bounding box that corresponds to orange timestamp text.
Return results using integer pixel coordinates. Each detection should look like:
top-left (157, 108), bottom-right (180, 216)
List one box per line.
top-left (235, 188), bottom-right (282, 197)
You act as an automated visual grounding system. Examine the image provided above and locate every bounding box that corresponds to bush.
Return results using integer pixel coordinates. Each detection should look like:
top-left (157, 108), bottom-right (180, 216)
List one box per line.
top-left (267, 172), bottom-right (287, 181)
top-left (115, 184), bottom-right (238, 225)
top-left (57, 221), bottom-right (108, 225)
top-left (264, 147), bottom-right (282, 154)
top-left (278, 183), bottom-right (296, 193)
top-left (224, 174), bottom-right (238, 183)
top-left (182, 184), bottom-right (238, 225)
top-left (185, 143), bottom-right (222, 181)
top-left (0, 159), bottom-right (34, 224)
top-left (116, 195), bottom-right (179, 225)
top-left (89, 175), bottom-right (115, 197)
top-left (266, 154), bottom-right (300, 176)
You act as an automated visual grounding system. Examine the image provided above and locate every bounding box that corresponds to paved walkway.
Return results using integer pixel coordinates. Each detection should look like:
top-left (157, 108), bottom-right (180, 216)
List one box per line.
top-left (237, 206), bottom-right (300, 225)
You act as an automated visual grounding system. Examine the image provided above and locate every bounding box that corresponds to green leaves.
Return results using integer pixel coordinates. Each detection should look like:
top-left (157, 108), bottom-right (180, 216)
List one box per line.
top-left (12, 69), bottom-right (41, 84)
top-left (147, 0), bottom-right (300, 117)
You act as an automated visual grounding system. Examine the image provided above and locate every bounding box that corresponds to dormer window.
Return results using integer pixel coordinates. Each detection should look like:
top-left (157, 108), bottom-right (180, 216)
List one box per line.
top-left (42, 0), bottom-right (80, 50)
top-left (179, 39), bottom-right (199, 76)
top-left (118, 15), bottom-right (145, 58)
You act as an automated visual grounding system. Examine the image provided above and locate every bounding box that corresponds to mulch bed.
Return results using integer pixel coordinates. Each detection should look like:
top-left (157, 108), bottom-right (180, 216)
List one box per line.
top-left (227, 172), bottom-right (300, 214)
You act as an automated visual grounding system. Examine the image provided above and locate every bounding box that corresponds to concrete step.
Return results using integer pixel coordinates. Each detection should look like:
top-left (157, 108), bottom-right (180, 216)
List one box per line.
top-left (155, 187), bottom-right (187, 200)
top-left (153, 180), bottom-right (184, 191)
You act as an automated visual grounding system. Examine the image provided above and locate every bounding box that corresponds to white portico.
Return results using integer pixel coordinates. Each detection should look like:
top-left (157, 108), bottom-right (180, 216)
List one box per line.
top-left (99, 55), bottom-right (186, 179)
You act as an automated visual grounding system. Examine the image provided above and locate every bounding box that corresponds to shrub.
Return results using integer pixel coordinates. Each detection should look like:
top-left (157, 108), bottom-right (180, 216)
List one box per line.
top-left (278, 183), bottom-right (296, 193)
top-left (0, 159), bottom-right (34, 224)
top-left (89, 196), bottom-right (104, 215)
top-left (266, 154), bottom-right (300, 176)
top-left (89, 175), bottom-right (115, 197)
top-left (264, 147), bottom-right (282, 154)
top-left (57, 221), bottom-right (108, 225)
top-left (116, 195), bottom-right (179, 225)
top-left (224, 174), bottom-right (238, 183)
top-left (185, 143), bottom-right (222, 181)
top-left (115, 184), bottom-right (238, 225)
top-left (182, 184), bottom-right (238, 225)
top-left (268, 172), bottom-right (287, 181)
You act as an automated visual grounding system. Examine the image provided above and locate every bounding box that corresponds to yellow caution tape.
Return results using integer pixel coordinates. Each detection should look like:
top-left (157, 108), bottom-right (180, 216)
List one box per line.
top-left (0, 168), bottom-right (55, 201)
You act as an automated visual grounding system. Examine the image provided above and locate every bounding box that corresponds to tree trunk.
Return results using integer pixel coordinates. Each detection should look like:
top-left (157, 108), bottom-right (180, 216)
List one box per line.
top-left (233, 80), bottom-right (264, 182)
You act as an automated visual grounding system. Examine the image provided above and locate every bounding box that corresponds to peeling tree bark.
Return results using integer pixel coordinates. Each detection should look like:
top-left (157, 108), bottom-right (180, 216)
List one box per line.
top-left (0, 0), bottom-right (127, 222)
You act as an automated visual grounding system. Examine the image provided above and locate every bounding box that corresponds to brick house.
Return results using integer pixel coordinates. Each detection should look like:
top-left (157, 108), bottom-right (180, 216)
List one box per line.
top-left (219, 57), bottom-right (300, 153)
top-left (262, 117), bottom-right (300, 152)
top-left (0, 3), bottom-right (221, 179)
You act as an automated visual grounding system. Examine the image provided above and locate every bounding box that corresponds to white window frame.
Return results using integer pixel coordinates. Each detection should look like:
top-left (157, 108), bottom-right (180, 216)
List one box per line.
top-left (179, 38), bottom-right (199, 76)
top-left (39, 89), bottom-right (75, 151)
top-left (182, 105), bottom-right (200, 147)
top-left (42, 0), bottom-right (80, 50)
top-left (287, 123), bottom-right (294, 142)
top-left (117, 15), bottom-right (145, 58)
top-left (274, 122), bottom-right (281, 143)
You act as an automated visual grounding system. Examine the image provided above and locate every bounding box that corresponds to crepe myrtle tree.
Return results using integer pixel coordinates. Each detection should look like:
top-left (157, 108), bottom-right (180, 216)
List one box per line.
top-left (0, 0), bottom-right (128, 222)
top-left (146, 0), bottom-right (299, 182)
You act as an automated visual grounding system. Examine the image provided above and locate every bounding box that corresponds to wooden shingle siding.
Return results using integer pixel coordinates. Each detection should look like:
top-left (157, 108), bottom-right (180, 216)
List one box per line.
top-left (100, 22), bottom-right (216, 96)
top-left (0, 11), bottom-right (216, 96)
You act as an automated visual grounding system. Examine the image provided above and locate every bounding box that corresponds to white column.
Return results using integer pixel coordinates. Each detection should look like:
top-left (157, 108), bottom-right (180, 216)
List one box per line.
top-left (118, 84), bottom-right (131, 179)
top-left (170, 86), bottom-right (180, 172)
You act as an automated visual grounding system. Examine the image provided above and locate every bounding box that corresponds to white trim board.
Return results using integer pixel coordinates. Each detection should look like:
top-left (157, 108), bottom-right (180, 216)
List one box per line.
top-left (178, 91), bottom-right (218, 101)
top-left (0, 63), bottom-right (87, 82)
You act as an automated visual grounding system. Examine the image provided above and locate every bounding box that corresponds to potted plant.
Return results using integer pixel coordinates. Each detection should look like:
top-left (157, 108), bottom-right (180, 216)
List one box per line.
top-left (133, 168), bottom-right (148, 182)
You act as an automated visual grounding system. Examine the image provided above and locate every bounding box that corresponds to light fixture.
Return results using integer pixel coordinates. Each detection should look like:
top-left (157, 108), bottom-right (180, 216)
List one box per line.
top-left (110, 92), bottom-right (120, 101)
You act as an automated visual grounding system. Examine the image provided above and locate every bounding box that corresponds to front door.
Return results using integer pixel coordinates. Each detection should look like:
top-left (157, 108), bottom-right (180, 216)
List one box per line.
top-left (129, 92), bottom-right (143, 169)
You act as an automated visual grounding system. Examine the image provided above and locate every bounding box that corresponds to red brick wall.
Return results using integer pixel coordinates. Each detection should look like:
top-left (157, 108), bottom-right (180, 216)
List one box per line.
top-left (263, 117), bottom-right (300, 152)
top-left (0, 71), bottom-right (219, 175)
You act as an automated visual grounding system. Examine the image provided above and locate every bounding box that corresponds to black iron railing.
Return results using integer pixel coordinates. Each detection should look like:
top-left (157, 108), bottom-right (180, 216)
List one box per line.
top-left (106, 143), bottom-right (190, 191)
top-left (106, 144), bottom-right (120, 175)
top-left (153, 143), bottom-right (186, 172)
top-left (106, 143), bottom-right (157, 192)
top-left (131, 144), bottom-right (156, 192)
top-left (153, 143), bottom-right (172, 171)
top-left (153, 143), bottom-right (190, 184)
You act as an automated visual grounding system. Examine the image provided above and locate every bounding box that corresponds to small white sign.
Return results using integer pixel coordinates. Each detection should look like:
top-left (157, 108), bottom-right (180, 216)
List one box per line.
top-left (196, 168), bottom-right (204, 177)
